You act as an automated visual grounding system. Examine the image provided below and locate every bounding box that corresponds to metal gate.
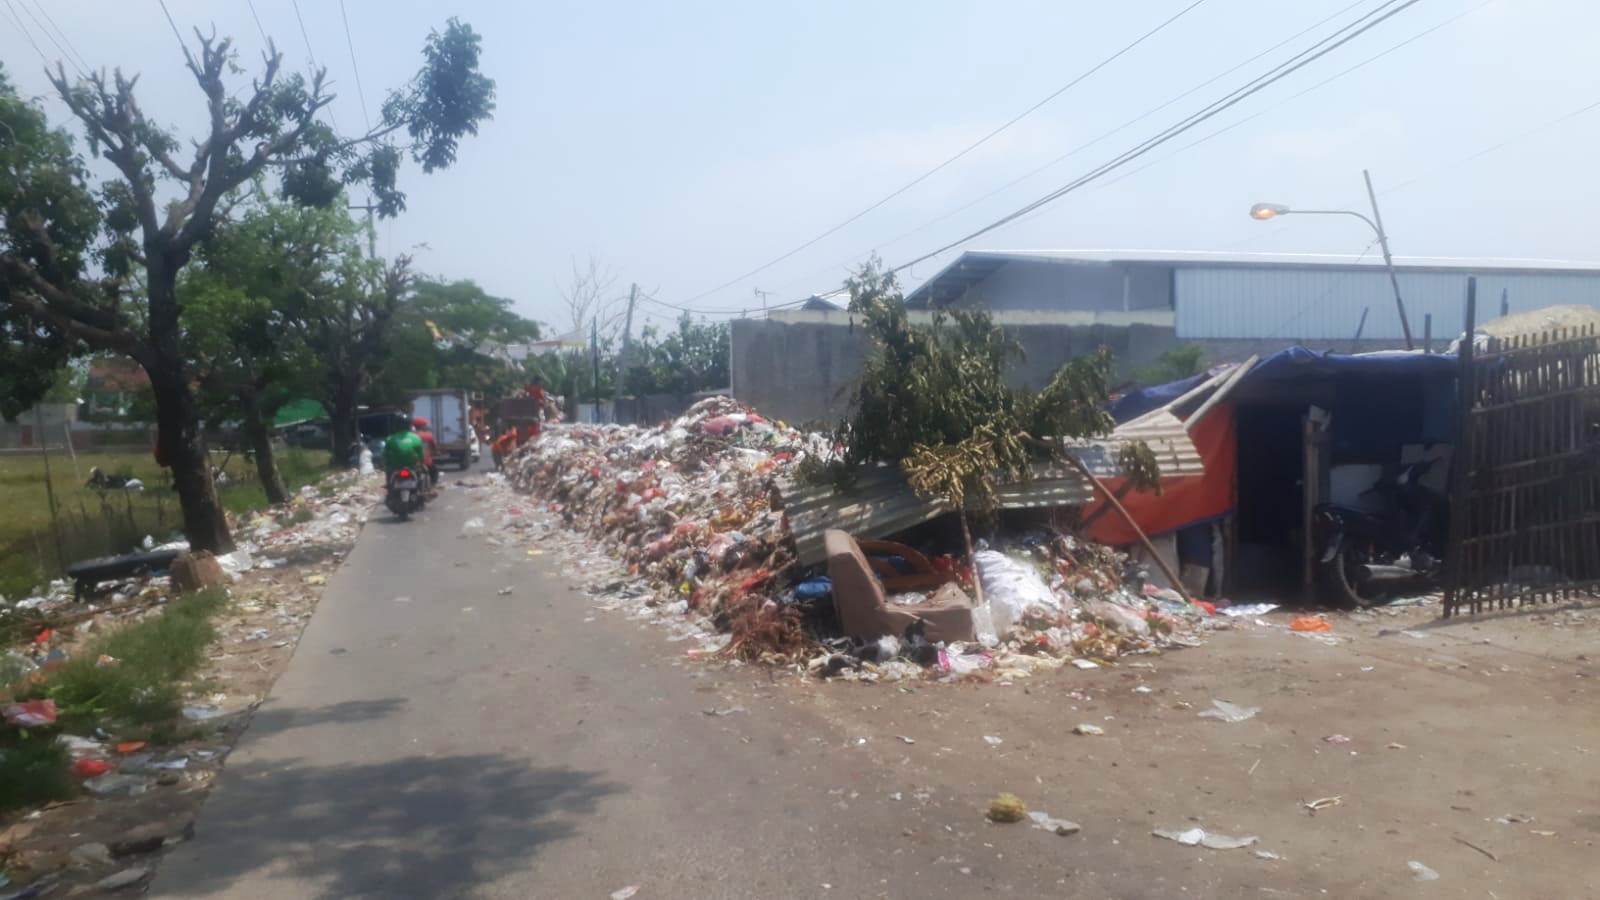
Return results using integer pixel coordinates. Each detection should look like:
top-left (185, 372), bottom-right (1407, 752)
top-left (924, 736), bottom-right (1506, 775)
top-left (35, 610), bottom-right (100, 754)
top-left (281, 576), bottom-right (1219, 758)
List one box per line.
top-left (1445, 281), bottom-right (1600, 615)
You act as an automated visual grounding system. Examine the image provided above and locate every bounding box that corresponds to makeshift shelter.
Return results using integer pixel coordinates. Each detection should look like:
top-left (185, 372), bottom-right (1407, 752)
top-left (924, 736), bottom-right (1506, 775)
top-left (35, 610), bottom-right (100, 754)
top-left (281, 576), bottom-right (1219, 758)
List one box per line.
top-left (1102, 347), bottom-right (1458, 598)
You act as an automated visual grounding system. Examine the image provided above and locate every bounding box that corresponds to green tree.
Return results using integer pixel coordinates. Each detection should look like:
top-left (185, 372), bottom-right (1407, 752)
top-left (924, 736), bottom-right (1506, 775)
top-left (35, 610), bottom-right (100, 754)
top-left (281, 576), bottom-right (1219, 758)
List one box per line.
top-left (834, 259), bottom-right (1155, 523)
top-left (0, 23), bottom-right (494, 552)
top-left (0, 65), bottom-right (98, 421)
top-left (388, 277), bottom-right (542, 399)
top-left (184, 196), bottom-right (354, 502)
top-left (621, 314), bottom-right (730, 397)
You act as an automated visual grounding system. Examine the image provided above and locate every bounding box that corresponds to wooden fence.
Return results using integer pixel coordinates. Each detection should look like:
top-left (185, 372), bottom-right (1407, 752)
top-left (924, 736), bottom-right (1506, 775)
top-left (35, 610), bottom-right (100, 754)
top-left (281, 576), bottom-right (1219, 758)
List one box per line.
top-left (1445, 280), bottom-right (1600, 615)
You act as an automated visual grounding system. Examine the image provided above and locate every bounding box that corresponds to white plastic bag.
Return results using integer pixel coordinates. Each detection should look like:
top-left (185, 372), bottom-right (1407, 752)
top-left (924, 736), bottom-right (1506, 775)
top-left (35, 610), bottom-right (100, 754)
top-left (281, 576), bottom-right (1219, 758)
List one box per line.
top-left (358, 446), bottom-right (375, 475)
top-left (974, 550), bottom-right (1060, 638)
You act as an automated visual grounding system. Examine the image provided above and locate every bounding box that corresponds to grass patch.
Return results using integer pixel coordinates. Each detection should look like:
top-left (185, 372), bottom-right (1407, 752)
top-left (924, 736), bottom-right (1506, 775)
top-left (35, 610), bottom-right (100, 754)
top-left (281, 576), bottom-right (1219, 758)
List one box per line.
top-left (0, 447), bottom-right (330, 597)
top-left (0, 737), bottom-right (74, 812)
top-left (43, 588), bottom-right (228, 730)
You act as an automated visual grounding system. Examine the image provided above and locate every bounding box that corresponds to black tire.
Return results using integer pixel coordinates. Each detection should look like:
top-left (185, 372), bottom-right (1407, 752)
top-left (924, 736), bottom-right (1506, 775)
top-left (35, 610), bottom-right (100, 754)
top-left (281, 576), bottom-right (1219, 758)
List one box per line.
top-left (1326, 544), bottom-right (1387, 608)
top-left (396, 509), bottom-right (409, 522)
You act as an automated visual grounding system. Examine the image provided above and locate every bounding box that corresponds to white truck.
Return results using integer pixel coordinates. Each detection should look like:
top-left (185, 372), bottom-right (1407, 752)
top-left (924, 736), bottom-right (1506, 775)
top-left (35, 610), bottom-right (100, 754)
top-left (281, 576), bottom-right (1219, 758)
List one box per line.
top-left (408, 389), bottom-right (472, 470)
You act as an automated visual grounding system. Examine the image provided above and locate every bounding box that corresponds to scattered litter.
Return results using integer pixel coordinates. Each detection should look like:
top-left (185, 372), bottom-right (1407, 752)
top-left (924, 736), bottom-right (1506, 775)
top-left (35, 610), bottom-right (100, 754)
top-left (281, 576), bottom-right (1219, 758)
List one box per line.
top-left (1152, 827), bottom-right (1259, 850)
top-left (1070, 659), bottom-right (1101, 670)
top-left (1494, 814), bottom-right (1534, 825)
top-left (181, 704), bottom-right (224, 721)
top-left (1304, 796), bottom-right (1343, 812)
top-left (701, 706), bottom-right (746, 717)
top-left (983, 735), bottom-right (1003, 747)
top-left (459, 517), bottom-right (486, 536)
top-left (1221, 603), bottom-right (1279, 617)
top-left (1027, 811), bottom-right (1081, 836)
top-left (1452, 836), bottom-right (1497, 862)
top-left (1323, 734), bottom-right (1352, 744)
top-left (610, 887), bottom-right (640, 900)
top-left (987, 793), bottom-right (1027, 823)
top-left (1072, 724), bottom-right (1105, 736)
top-left (83, 774), bottom-right (150, 797)
top-left (1408, 860), bottom-right (1440, 882)
top-left (71, 759), bottom-right (113, 778)
top-left (896, 735), bottom-right (916, 745)
top-left (114, 741), bottom-right (148, 755)
top-left (1198, 699), bottom-right (1260, 723)
top-left (2, 699), bottom-right (57, 728)
top-left (1132, 685), bottom-right (1153, 694)
top-left (1289, 615), bottom-right (1333, 633)
top-left (1387, 742), bottom-right (1407, 750)
top-left (95, 867), bottom-right (151, 891)
top-left (1255, 850), bottom-right (1282, 861)
top-left (496, 586), bottom-right (514, 596)
top-left (1531, 830), bottom-right (1557, 837)
top-left (69, 842), bottom-right (114, 867)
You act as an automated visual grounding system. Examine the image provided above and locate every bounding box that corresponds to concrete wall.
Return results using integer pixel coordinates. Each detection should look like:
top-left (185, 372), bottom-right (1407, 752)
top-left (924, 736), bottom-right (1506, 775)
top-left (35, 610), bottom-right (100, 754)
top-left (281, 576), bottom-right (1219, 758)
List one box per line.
top-left (732, 309), bottom-right (1178, 426)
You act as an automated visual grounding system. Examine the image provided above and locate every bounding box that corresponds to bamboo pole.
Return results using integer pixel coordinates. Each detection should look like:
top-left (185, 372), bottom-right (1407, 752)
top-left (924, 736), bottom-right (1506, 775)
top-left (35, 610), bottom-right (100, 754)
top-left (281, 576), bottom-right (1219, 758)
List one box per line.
top-left (1059, 449), bottom-right (1192, 605)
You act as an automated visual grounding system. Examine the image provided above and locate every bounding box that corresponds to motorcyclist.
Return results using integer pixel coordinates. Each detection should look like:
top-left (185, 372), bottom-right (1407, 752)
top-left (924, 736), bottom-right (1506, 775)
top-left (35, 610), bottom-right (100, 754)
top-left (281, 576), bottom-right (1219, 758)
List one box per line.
top-left (383, 418), bottom-right (427, 491)
top-left (413, 416), bottom-right (440, 484)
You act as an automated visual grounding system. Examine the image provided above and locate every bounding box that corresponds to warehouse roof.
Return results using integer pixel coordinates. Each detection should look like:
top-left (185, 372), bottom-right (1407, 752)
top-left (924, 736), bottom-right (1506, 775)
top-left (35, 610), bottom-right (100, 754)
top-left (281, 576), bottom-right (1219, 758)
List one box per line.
top-left (906, 249), bottom-right (1600, 307)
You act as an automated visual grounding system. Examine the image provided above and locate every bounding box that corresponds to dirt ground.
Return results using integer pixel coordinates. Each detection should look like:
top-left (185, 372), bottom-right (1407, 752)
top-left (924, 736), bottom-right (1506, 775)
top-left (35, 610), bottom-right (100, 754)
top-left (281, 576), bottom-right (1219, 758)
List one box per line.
top-left (707, 599), bottom-right (1600, 898)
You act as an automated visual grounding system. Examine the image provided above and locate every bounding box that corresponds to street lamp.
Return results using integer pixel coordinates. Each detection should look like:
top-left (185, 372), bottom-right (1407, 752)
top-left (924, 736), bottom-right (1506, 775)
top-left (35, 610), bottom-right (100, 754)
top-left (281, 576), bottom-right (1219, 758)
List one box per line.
top-left (1249, 170), bottom-right (1413, 350)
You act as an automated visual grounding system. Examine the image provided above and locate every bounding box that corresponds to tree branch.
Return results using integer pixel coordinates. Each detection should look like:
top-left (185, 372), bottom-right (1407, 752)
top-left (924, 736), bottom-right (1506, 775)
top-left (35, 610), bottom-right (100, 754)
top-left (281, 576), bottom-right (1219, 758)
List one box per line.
top-left (0, 254), bottom-right (142, 358)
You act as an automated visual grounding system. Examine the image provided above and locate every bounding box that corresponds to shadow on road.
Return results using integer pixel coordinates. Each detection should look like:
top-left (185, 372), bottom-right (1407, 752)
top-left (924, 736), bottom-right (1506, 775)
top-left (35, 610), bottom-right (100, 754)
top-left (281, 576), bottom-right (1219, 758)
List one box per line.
top-left (159, 754), bottom-right (621, 899)
top-left (243, 698), bottom-right (410, 736)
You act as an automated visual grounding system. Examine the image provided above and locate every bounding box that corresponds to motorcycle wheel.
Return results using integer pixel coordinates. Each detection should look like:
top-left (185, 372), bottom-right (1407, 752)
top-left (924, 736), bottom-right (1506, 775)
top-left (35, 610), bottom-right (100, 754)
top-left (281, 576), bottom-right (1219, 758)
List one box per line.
top-left (1326, 544), bottom-right (1388, 608)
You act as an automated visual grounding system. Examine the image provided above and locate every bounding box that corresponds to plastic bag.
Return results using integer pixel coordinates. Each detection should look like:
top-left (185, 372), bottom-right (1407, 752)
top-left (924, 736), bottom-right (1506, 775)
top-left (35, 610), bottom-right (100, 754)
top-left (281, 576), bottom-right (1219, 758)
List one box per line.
top-left (975, 551), bottom-right (1060, 638)
top-left (1290, 615), bottom-right (1332, 633)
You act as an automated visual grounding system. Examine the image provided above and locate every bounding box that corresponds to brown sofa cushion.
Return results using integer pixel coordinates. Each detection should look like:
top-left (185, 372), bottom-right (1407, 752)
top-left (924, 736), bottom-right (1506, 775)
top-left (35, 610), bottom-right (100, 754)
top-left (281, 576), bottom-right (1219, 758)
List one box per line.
top-left (824, 529), bottom-right (975, 643)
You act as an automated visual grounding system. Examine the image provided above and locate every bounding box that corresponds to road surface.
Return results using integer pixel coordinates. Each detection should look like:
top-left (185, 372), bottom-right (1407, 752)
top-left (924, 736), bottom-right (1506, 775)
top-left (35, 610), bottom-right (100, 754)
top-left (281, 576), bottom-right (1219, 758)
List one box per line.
top-left (154, 463), bottom-right (1600, 898)
top-left (153, 466), bottom-right (1015, 899)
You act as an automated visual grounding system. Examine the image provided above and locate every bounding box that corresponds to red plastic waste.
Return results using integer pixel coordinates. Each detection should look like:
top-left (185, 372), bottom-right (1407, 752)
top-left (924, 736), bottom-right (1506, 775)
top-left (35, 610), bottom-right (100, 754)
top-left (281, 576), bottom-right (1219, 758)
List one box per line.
top-left (72, 758), bottom-right (112, 778)
top-left (1290, 615), bottom-right (1333, 633)
top-left (2, 699), bottom-right (57, 728)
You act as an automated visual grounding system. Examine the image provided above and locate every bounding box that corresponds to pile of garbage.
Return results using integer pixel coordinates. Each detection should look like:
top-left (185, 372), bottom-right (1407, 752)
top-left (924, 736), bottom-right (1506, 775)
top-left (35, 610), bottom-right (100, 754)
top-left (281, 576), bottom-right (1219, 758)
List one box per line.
top-left (502, 397), bottom-right (831, 660)
top-left (814, 534), bottom-right (1208, 684)
top-left (502, 398), bottom-right (1213, 679)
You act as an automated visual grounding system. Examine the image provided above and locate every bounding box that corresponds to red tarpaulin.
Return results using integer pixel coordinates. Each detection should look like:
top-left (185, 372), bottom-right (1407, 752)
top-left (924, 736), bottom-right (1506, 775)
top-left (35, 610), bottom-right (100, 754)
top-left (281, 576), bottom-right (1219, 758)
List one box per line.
top-left (1083, 404), bottom-right (1236, 546)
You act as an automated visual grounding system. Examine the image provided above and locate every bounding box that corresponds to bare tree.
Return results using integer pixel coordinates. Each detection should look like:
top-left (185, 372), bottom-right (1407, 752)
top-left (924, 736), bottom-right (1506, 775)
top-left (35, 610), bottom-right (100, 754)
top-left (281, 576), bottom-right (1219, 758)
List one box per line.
top-left (557, 256), bottom-right (620, 340)
top-left (0, 22), bottom-right (494, 552)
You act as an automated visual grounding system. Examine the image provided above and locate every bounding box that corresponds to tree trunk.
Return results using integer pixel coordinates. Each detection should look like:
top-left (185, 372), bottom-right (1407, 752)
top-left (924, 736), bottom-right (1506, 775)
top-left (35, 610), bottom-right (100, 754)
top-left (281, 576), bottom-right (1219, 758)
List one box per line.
top-left (328, 373), bottom-right (362, 469)
top-left (148, 363), bottom-right (234, 553)
top-left (144, 262), bottom-right (234, 554)
top-left (239, 389), bottom-right (288, 505)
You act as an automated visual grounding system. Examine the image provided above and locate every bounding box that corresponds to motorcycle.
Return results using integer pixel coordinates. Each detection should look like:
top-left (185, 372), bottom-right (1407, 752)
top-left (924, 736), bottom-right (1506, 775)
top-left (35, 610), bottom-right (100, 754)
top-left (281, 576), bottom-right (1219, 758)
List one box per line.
top-left (1313, 457), bottom-right (1449, 607)
top-left (385, 467), bottom-right (427, 520)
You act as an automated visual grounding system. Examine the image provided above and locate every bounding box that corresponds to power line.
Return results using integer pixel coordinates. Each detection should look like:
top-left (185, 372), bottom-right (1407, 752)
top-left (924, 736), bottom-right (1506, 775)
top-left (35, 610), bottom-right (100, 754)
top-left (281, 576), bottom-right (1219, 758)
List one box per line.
top-left (338, 0), bottom-right (372, 131)
top-left (1384, 95), bottom-right (1600, 194)
top-left (666, 0), bottom-right (1214, 309)
top-left (2, 0), bottom-right (49, 66)
top-left (155, 0), bottom-right (194, 63)
top-left (766, 0), bottom-right (1377, 300)
top-left (289, 0), bottom-right (342, 135)
top-left (23, 0), bottom-right (90, 75)
top-left (891, 0), bottom-right (1427, 276)
top-left (244, 0), bottom-right (270, 46)
top-left (1092, 0), bottom-right (1496, 193)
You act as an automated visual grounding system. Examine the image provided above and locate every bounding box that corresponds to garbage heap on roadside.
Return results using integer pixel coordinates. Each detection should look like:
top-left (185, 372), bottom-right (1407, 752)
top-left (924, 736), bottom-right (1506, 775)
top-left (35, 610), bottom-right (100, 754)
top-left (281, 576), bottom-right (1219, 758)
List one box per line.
top-left (502, 397), bottom-right (1212, 681)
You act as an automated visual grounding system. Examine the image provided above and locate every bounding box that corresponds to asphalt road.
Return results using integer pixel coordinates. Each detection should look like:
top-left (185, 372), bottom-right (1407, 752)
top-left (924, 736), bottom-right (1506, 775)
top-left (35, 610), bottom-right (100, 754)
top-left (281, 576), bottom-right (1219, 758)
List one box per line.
top-left (152, 464), bottom-right (1000, 899)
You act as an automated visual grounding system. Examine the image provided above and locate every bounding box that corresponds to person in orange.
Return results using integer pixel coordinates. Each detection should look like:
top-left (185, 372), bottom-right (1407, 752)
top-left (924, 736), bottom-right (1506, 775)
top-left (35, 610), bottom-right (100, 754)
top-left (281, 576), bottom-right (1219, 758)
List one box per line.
top-left (412, 416), bottom-right (439, 485)
top-left (491, 426), bottom-right (518, 469)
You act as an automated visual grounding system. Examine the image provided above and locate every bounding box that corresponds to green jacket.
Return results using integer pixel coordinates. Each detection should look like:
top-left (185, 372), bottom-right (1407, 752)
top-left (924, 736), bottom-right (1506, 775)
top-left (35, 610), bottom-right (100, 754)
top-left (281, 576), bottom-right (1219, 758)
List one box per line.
top-left (383, 431), bottom-right (426, 471)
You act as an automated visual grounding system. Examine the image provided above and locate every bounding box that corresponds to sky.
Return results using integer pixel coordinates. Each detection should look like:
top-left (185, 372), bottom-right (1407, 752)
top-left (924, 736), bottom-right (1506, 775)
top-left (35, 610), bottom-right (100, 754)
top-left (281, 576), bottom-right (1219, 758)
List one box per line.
top-left (3, 0), bottom-right (1598, 335)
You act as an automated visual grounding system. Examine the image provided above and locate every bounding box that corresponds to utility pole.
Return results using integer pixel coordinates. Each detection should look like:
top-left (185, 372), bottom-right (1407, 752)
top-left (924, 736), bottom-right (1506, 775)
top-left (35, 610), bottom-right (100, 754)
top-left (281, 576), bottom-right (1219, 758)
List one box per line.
top-left (616, 283), bottom-right (638, 385)
top-left (348, 199), bottom-right (378, 259)
top-left (34, 406), bottom-right (64, 569)
top-left (590, 316), bottom-right (601, 422)
top-left (1363, 169), bottom-right (1412, 350)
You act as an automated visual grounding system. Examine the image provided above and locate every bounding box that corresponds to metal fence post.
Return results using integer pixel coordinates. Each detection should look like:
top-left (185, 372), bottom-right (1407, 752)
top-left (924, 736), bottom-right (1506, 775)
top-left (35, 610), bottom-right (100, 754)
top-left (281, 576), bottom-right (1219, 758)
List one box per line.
top-left (1443, 277), bottom-right (1477, 616)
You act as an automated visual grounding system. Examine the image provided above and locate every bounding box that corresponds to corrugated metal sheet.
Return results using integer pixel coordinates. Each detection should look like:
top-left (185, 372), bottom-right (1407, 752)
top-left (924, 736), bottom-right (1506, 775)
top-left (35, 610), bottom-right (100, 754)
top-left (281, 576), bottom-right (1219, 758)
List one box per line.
top-left (780, 410), bottom-right (1204, 565)
top-left (1176, 267), bottom-right (1600, 340)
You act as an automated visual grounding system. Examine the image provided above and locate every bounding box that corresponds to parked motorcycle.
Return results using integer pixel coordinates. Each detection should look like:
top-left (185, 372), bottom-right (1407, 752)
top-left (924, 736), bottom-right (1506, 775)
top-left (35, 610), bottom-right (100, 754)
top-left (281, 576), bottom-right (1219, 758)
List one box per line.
top-left (1313, 458), bottom-right (1449, 607)
top-left (385, 467), bottom-right (427, 520)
